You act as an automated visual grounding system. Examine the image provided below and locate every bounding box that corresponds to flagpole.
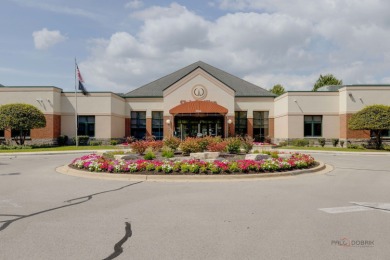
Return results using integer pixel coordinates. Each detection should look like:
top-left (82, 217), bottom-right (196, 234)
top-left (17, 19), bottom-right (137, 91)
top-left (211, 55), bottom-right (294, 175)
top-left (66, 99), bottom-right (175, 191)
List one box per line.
top-left (74, 58), bottom-right (78, 147)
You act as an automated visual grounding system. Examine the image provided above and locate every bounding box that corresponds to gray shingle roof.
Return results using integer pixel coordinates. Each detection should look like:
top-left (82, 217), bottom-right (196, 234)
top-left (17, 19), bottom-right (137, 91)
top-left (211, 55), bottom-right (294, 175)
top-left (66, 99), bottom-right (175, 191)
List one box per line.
top-left (125, 61), bottom-right (275, 98)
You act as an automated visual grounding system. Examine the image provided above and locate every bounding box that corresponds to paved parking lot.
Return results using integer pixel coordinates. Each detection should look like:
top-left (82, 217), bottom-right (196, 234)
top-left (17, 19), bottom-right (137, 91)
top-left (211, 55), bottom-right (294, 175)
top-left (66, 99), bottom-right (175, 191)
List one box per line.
top-left (0, 152), bottom-right (389, 259)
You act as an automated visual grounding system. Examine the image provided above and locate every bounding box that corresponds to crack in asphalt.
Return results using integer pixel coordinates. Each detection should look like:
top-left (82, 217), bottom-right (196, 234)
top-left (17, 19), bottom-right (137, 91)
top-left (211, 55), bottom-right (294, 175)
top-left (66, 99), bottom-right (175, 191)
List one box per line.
top-left (103, 222), bottom-right (132, 260)
top-left (336, 167), bottom-right (390, 172)
top-left (351, 202), bottom-right (390, 212)
top-left (0, 172), bottom-right (21, 176)
top-left (0, 181), bottom-right (143, 232)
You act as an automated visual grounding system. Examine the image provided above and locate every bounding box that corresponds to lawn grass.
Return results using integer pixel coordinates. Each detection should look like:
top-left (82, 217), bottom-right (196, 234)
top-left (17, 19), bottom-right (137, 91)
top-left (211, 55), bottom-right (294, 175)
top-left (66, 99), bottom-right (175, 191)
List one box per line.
top-left (280, 146), bottom-right (390, 152)
top-left (0, 145), bottom-right (120, 153)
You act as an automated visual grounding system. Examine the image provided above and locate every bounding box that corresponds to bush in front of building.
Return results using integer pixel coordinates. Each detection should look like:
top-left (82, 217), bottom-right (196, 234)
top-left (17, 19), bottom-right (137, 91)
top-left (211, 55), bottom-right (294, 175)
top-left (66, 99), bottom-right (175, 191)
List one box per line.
top-left (161, 146), bottom-right (175, 158)
top-left (163, 136), bottom-right (181, 151)
top-left (290, 139), bottom-right (310, 147)
top-left (89, 140), bottom-right (102, 146)
top-left (207, 141), bottom-right (228, 152)
top-left (71, 136), bottom-right (90, 146)
top-left (241, 135), bottom-right (254, 153)
top-left (225, 137), bottom-right (242, 154)
top-left (179, 137), bottom-right (202, 155)
top-left (57, 135), bottom-right (68, 146)
top-left (130, 140), bottom-right (149, 155)
top-left (318, 138), bottom-right (326, 147)
top-left (143, 148), bottom-right (156, 160)
top-left (331, 138), bottom-right (339, 147)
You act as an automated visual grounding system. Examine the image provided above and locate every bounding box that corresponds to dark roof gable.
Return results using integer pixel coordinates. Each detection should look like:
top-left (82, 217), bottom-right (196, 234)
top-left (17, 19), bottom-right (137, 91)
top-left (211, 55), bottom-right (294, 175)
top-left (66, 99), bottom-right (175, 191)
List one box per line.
top-left (125, 61), bottom-right (275, 98)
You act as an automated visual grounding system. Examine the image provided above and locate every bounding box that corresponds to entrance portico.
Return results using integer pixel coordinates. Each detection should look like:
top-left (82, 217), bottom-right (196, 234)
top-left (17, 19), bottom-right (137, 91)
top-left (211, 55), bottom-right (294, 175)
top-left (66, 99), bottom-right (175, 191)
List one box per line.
top-left (168, 100), bottom-right (229, 139)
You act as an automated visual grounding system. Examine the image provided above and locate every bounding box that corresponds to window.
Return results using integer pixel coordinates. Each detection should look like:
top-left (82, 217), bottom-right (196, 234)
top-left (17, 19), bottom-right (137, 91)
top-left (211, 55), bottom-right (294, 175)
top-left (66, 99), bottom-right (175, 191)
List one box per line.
top-left (78, 116), bottom-right (95, 137)
top-left (152, 111), bottom-right (163, 140)
top-left (371, 129), bottom-right (390, 138)
top-left (253, 111), bottom-right (269, 142)
top-left (235, 111), bottom-right (247, 136)
top-left (131, 111), bottom-right (146, 140)
top-left (12, 129), bottom-right (30, 139)
top-left (0, 129), bottom-right (5, 139)
top-left (304, 115), bottom-right (322, 137)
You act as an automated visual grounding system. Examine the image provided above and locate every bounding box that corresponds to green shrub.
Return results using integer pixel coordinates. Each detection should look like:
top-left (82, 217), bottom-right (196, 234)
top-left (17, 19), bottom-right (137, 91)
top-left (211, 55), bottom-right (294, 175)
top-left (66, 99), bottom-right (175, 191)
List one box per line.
top-left (331, 138), bottom-right (339, 147)
top-left (143, 148), bottom-right (156, 160)
top-left (179, 137), bottom-right (201, 155)
top-left (318, 138), bottom-right (326, 147)
top-left (270, 151), bottom-right (279, 158)
top-left (278, 141), bottom-right (288, 146)
top-left (110, 139), bottom-right (119, 146)
top-left (163, 136), bottom-right (181, 151)
top-left (89, 140), bottom-right (102, 146)
top-left (241, 135), bottom-right (254, 153)
top-left (0, 144), bottom-right (33, 150)
top-left (253, 149), bottom-right (259, 154)
top-left (57, 135), bottom-right (68, 146)
top-left (347, 143), bottom-right (364, 149)
top-left (72, 135), bottom-right (89, 146)
top-left (161, 146), bottom-right (175, 158)
top-left (291, 139), bottom-right (309, 147)
top-left (384, 145), bottom-right (390, 151)
top-left (225, 137), bottom-right (241, 154)
top-left (340, 140), bottom-right (345, 148)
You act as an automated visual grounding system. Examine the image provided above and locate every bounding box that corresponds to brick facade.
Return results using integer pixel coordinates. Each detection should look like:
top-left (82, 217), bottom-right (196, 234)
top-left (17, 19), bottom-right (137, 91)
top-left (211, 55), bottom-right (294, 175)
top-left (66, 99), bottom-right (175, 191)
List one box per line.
top-left (125, 118), bottom-right (130, 137)
top-left (247, 118), bottom-right (253, 138)
top-left (30, 114), bottom-right (61, 139)
top-left (340, 113), bottom-right (370, 139)
top-left (269, 118), bottom-right (274, 138)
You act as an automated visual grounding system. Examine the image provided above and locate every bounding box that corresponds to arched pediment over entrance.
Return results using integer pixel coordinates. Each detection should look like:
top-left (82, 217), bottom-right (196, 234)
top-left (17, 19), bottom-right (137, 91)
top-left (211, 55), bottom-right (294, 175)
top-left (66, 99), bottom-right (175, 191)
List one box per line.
top-left (169, 100), bottom-right (228, 115)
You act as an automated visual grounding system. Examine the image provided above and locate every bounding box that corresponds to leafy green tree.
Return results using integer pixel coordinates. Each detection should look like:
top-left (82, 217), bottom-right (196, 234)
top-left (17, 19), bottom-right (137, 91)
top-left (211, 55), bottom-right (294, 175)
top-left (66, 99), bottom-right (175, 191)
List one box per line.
top-left (0, 103), bottom-right (46, 145)
top-left (269, 84), bottom-right (285, 96)
top-left (348, 105), bottom-right (390, 149)
top-left (313, 74), bottom-right (342, 91)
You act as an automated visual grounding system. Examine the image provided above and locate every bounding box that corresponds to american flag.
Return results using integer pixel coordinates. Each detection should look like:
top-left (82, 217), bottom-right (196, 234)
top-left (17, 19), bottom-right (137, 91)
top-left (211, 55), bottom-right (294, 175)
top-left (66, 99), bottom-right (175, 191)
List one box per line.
top-left (76, 63), bottom-right (88, 95)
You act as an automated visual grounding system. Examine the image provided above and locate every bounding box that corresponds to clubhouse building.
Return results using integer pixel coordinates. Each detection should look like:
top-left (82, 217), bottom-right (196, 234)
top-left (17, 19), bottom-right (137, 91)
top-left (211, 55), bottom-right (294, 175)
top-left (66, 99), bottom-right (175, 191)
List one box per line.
top-left (0, 61), bottom-right (389, 145)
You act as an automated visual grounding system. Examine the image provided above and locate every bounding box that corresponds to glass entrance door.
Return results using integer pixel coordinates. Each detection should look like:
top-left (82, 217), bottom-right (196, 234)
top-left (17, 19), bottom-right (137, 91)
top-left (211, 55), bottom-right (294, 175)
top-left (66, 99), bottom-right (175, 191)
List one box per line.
top-left (174, 115), bottom-right (224, 140)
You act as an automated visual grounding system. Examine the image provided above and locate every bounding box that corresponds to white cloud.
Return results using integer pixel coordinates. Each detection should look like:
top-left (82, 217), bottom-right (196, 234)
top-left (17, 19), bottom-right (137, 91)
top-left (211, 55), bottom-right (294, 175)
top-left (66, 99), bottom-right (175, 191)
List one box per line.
top-left (80, 2), bottom-right (390, 93)
top-left (32, 28), bottom-right (67, 50)
top-left (125, 0), bottom-right (143, 9)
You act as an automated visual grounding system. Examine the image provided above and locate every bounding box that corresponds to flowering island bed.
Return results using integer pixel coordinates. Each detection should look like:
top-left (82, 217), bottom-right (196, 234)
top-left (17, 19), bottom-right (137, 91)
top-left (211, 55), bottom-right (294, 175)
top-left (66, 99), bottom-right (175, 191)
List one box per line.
top-left (69, 153), bottom-right (316, 175)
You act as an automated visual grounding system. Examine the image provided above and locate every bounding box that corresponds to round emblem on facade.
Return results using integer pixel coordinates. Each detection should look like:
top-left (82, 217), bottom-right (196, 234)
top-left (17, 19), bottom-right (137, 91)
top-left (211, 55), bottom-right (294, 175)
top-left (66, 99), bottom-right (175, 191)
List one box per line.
top-left (191, 85), bottom-right (207, 100)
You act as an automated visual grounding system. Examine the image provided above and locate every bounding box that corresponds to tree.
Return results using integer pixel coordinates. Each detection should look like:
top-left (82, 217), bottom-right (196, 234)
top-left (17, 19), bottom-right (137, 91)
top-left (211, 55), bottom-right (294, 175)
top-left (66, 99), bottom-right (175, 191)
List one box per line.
top-left (269, 84), bottom-right (285, 96)
top-left (313, 74), bottom-right (342, 91)
top-left (0, 103), bottom-right (46, 145)
top-left (348, 105), bottom-right (390, 150)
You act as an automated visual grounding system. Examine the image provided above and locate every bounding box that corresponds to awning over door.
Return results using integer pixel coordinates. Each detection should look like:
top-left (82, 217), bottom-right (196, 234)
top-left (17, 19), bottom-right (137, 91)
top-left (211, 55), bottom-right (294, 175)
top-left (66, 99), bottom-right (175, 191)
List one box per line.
top-left (169, 100), bottom-right (228, 115)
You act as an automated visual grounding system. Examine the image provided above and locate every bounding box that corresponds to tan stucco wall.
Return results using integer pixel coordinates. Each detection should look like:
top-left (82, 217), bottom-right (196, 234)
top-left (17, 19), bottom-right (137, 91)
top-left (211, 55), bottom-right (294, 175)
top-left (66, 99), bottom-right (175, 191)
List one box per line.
top-left (339, 86), bottom-right (390, 114)
top-left (274, 115), bottom-right (288, 138)
top-left (235, 97), bottom-right (274, 118)
top-left (0, 87), bottom-right (62, 114)
top-left (163, 69), bottom-right (235, 115)
top-left (60, 93), bottom-right (126, 138)
top-left (126, 98), bottom-right (164, 118)
top-left (274, 92), bottom-right (340, 139)
top-left (111, 115), bottom-right (125, 138)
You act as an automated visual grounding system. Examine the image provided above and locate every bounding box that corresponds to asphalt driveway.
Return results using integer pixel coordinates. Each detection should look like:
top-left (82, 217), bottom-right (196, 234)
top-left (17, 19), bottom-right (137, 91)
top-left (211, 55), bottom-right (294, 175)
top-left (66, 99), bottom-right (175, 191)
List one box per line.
top-left (0, 152), bottom-right (389, 259)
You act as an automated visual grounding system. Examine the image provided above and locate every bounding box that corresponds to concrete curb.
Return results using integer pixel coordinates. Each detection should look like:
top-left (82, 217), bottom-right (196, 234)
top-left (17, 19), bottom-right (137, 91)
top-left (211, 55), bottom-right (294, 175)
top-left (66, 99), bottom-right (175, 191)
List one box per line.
top-left (277, 149), bottom-right (390, 156)
top-left (56, 161), bottom-right (331, 182)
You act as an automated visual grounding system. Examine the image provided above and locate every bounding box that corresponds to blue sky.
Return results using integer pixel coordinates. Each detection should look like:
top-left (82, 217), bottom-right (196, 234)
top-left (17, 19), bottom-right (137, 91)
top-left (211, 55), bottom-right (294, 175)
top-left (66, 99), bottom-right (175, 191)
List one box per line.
top-left (1, 0), bottom-right (390, 93)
